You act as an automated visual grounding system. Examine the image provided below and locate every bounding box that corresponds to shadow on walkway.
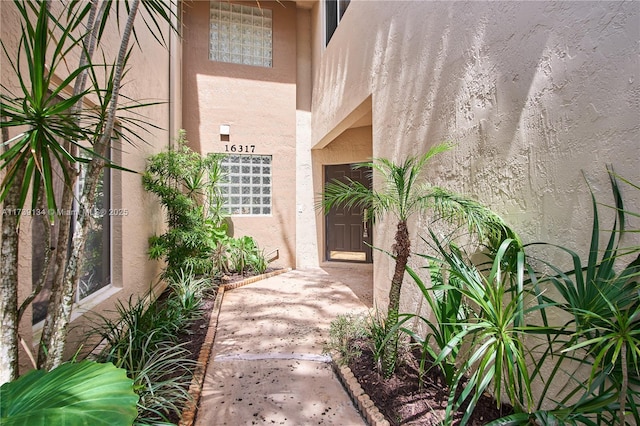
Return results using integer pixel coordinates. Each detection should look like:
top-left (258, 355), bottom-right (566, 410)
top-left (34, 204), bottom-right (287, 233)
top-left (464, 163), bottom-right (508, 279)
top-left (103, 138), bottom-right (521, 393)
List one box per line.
top-left (194, 267), bottom-right (372, 425)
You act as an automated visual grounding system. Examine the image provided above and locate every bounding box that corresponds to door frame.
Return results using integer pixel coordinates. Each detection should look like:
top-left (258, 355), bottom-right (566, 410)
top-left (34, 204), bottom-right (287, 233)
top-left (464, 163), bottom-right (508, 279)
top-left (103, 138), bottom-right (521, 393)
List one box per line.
top-left (324, 163), bottom-right (373, 263)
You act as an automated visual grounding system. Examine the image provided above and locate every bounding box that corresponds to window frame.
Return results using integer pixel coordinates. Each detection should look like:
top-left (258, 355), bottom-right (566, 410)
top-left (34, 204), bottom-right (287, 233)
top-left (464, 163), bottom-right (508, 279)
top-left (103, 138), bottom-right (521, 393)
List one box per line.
top-left (72, 153), bottom-right (112, 303)
top-left (325, 0), bottom-right (350, 46)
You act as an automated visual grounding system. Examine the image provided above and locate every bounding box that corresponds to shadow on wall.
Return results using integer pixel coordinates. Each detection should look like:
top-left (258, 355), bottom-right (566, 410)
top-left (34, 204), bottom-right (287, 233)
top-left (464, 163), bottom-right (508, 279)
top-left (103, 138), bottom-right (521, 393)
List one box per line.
top-left (320, 0), bottom-right (639, 253)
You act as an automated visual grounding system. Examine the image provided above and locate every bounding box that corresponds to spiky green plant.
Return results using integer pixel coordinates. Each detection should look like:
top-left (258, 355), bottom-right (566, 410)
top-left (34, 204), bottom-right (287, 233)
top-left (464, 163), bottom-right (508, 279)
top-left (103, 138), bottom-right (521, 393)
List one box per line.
top-left (324, 314), bottom-right (367, 366)
top-left (402, 250), bottom-right (469, 387)
top-left (510, 170), bottom-right (640, 425)
top-left (89, 282), bottom-right (205, 424)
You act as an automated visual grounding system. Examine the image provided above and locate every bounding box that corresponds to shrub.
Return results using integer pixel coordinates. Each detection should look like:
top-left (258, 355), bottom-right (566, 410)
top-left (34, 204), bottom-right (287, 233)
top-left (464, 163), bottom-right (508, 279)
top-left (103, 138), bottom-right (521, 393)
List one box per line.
top-left (143, 130), bottom-right (227, 279)
top-left (324, 314), bottom-right (367, 366)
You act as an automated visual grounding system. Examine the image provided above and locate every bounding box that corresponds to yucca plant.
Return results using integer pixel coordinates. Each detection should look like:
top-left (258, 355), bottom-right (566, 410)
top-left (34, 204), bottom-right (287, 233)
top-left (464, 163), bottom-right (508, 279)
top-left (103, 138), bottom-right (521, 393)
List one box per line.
top-left (507, 170), bottom-right (640, 426)
top-left (425, 236), bottom-right (556, 425)
top-left (320, 143), bottom-right (515, 378)
top-left (402, 250), bottom-right (469, 387)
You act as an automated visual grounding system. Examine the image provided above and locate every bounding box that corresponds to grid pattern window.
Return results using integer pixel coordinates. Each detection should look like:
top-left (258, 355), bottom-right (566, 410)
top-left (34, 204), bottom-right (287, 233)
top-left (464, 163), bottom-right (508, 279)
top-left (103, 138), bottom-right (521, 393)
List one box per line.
top-left (209, 2), bottom-right (273, 67)
top-left (221, 155), bottom-right (272, 215)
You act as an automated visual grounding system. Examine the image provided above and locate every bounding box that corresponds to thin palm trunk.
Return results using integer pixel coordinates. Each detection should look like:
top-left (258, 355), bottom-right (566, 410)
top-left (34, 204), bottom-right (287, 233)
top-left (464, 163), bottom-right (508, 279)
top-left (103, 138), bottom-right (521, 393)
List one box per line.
top-left (0, 124), bottom-right (21, 383)
top-left (619, 342), bottom-right (628, 425)
top-left (40, 0), bottom-right (141, 370)
top-left (382, 220), bottom-right (410, 377)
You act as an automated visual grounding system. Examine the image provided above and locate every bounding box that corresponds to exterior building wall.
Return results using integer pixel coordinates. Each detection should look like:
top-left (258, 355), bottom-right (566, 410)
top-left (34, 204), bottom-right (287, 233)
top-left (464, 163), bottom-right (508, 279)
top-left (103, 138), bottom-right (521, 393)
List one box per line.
top-left (310, 2), bottom-right (639, 319)
top-left (0, 1), bottom-right (172, 371)
top-left (182, 0), bottom-right (298, 269)
top-left (295, 7), bottom-right (319, 268)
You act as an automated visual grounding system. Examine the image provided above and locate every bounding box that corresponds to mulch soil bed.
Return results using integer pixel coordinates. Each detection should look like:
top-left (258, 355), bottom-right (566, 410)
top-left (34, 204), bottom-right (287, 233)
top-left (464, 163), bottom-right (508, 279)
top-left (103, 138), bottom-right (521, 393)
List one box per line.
top-left (347, 340), bottom-right (513, 425)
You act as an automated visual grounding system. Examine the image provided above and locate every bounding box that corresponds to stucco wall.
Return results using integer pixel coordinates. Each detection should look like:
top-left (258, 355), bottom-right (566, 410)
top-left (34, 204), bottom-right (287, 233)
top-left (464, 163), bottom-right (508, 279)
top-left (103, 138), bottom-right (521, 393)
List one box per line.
top-left (0, 1), bottom-right (172, 371)
top-left (295, 7), bottom-right (319, 268)
top-left (182, 0), bottom-right (298, 269)
top-left (310, 0), bottom-right (639, 311)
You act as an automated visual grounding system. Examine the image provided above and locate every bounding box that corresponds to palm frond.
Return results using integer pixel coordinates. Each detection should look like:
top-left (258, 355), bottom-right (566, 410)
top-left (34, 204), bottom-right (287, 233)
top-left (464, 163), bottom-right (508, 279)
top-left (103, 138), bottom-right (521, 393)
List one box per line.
top-left (318, 178), bottom-right (373, 212)
top-left (423, 186), bottom-right (517, 247)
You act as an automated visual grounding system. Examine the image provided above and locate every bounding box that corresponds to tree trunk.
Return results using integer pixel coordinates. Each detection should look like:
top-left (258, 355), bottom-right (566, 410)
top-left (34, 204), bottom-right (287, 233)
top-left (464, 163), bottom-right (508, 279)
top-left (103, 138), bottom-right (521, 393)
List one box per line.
top-left (40, 0), bottom-right (140, 370)
top-left (382, 220), bottom-right (410, 378)
top-left (619, 342), bottom-right (628, 425)
top-left (37, 175), bottom-right (75, 369)
top-left (0, 124), bottom-right (22, 384)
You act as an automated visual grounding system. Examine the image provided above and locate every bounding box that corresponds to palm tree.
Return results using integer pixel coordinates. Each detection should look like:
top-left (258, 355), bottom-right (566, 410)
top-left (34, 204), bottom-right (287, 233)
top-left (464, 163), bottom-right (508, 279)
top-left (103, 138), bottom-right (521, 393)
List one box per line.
top-left (321, 142), bottom-right (516, 377)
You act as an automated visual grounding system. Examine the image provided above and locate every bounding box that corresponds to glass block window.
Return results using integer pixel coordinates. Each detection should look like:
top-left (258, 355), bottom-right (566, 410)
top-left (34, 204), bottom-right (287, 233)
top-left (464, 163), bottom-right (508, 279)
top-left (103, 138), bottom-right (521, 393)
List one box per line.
top-left (209, 1), bottom-right (273, 67)
top-left (221, 154), bottom-right (272, 215)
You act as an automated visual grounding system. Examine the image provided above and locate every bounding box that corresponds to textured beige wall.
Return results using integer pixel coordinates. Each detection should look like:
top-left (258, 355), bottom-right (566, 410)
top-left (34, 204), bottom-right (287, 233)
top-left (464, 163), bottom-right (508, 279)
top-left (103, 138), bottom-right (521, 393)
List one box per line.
top-left (0, 1), bottom-right (171, 370)
top-left (295, 7), bottom-right (319, 268)
top-left (311, 0), bottom-right (640, 310)
top-left (182, 0), bottom-right (298, 269)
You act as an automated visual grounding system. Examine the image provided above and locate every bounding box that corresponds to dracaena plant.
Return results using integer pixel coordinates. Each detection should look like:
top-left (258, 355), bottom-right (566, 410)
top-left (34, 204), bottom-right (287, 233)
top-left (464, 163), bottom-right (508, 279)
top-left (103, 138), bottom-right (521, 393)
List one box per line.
top-left (428, 236), bottom-right (552, 425)
top-left (507, 169), bottom-right (640, 426)
top-left (0, 0), bottom-right (179, 379)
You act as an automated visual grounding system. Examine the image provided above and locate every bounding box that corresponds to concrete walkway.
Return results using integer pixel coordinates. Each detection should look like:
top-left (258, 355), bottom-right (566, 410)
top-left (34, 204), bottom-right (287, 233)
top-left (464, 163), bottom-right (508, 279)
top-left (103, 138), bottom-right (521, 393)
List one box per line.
top-left (194, 266), bottom-right (372, 426)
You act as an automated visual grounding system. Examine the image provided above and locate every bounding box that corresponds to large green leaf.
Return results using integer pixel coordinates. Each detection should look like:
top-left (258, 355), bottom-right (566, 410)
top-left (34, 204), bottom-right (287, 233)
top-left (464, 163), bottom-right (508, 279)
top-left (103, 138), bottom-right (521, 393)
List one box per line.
top-left (0, 360), bottom-right (138, 426)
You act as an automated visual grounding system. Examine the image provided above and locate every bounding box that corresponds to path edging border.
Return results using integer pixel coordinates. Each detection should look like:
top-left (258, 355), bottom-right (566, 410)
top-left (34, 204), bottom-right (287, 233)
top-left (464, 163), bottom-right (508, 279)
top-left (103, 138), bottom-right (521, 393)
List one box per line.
top-left (178, 267), bottom-right (292, 426)
top-left (330, 352), bottom-right (390, 426)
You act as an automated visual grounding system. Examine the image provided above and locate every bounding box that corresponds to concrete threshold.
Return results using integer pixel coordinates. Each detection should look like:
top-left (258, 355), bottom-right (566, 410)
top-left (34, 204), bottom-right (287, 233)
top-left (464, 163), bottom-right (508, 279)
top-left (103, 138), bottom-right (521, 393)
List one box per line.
top-left (214, 352), bottom-right (332, 363)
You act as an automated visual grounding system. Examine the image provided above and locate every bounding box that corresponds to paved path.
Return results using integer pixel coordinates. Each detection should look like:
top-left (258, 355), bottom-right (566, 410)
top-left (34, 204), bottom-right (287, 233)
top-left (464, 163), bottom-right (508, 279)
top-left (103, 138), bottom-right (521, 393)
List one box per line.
top-left (194, 268), bottom-right (370, 426)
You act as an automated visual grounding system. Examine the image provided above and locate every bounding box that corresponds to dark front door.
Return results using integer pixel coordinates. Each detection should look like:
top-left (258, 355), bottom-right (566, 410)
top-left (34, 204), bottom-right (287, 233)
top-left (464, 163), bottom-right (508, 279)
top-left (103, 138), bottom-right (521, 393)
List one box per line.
top-left (325, 164), bottom-right (373, 263)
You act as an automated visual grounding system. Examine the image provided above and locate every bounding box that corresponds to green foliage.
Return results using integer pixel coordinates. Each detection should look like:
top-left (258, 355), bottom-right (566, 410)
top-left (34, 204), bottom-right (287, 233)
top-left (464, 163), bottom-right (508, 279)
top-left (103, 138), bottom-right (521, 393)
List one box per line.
top-left (89, 271), bottom-right (214, 424)
top-left (0, 360), bottom-right (138, 426)
top-left (397, 169), bottom-right (639, 426)
top-left (324, 314), bottom-right (367, 366)
top-left (143, 130), bottom-right (227, 278)
top-left (402, 249), bottom-right (469, 387)
top-left (431, 238), bottom-right (548, 424)
top-left (0, 1), bottom-right (95, 219)
top-left (0, 0), bottom-right (160, 221)
top-left (521, 170), bottom-right (640, 425)
top-left (167, 270), bottom-right (214, 320)
top-left (227, 236), bottom-right (268, 275)
top-left (212, 235), bottom-right (268, 277)
top-left (320, 144), bottom-right (517, 378)
top-left (320, 143), bottom-right (515, 247)
top-left (365, 311), bottom-right (407, 375)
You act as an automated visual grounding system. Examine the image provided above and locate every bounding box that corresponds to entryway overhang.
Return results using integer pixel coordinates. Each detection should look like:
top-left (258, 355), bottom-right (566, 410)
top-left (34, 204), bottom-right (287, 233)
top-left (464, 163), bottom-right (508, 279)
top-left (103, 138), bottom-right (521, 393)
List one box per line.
top-left (312, 96), bottom-right (372, 150)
